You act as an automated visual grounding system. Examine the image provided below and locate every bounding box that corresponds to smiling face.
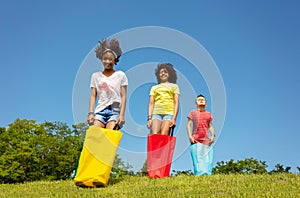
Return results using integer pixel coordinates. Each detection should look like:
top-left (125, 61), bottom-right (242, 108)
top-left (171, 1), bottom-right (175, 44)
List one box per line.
top-left (159, 68), bottom-right (169, 83)
top-left (101, 52), bottom-right (116, 70)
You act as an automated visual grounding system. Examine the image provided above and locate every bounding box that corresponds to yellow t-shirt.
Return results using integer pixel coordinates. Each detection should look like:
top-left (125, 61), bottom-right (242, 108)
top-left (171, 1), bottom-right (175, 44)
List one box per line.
top-left (150, 83), bottom-right (180, 115)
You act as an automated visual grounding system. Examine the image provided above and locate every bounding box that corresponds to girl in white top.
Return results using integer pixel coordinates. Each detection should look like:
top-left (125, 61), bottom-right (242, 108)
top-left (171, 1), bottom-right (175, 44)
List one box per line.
top-left (87, 38), bottom-right (128, 129)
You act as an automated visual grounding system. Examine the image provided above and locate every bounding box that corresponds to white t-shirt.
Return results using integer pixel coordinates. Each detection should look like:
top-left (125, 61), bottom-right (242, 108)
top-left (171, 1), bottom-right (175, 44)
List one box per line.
top-left (90, 71), bottom-right (128, 112)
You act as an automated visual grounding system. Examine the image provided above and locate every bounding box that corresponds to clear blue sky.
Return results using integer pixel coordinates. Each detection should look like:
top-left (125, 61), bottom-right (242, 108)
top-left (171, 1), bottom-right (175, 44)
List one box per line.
top-left (1, 0), bottom-right (299, 172)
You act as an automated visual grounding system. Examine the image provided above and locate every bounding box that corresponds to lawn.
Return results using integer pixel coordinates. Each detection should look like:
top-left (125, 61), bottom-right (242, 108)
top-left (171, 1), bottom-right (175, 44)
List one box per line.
top-left (0, 174), bottom-right (299, 197)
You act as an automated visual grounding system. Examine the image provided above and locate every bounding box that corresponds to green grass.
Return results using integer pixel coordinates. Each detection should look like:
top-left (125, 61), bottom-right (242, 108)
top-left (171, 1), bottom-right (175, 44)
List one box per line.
top-left (0, 174), bottom-right (299, 198)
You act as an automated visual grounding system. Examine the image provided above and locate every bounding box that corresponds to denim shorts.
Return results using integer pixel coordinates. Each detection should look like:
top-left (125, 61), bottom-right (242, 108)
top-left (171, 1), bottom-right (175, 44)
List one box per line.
top-left (95, 104), bottom-right (120, 125)
top-left (151, 114), bottom-right (172, 121)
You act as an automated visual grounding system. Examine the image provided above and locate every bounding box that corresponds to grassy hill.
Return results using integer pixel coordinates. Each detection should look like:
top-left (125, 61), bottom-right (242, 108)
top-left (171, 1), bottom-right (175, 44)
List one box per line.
top-left (0, 174), bottom-right (299, 197)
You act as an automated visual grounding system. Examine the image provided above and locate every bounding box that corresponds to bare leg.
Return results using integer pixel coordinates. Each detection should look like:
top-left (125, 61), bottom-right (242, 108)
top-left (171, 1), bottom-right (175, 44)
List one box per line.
top-left (106, 121), bottom-right (117, 130)
top-left (160, 120), bottom-right (171, 135)
top-left (94, 120), bottom-right (105, 128)
top-left (151, 119), bottom-right (162, 134)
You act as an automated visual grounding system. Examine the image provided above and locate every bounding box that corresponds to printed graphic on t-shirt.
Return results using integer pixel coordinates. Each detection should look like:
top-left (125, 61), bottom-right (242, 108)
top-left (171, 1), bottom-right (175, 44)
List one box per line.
top-left (90, 71), bottom-right (128, 112)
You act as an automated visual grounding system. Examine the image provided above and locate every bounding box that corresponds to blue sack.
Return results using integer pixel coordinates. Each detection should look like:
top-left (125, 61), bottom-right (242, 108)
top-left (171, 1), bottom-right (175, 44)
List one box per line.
top-left (190, 143), bottom-right (213, 176)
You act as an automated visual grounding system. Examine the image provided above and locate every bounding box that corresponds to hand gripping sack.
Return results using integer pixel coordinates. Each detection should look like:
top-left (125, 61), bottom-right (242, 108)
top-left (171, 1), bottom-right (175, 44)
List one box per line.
top-left (190, 143), bottom-right (213, 176)
top-left (74, 125), bottom-right (122, 187)
top-left (147, 127), bottom-right (176, 178)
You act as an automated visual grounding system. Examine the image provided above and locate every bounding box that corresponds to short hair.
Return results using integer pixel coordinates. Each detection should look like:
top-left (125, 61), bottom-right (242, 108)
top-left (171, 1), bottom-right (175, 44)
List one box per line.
top-left (195, 94), bottom-right (206, 103)
top-left (197, 94), bottom-right (205, 99)
top-left (95, 38), bottom-right (122, 65)
top-left (155, 63), bottom-right (177, 83)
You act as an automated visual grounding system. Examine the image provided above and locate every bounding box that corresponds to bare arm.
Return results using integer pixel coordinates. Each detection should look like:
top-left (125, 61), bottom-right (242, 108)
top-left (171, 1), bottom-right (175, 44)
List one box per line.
top-left (171, 93), bottom-right (180, 127)
top-left (117, 85), bottom-right (127, 126)
top-left (209, 121), bottom-right (215, 144)
top-left (186, 118), bottom-right (197, 144)
top-left (147, 95), bottom-right (155, 129)
top-left (87, 88), bottom-right (97, 125)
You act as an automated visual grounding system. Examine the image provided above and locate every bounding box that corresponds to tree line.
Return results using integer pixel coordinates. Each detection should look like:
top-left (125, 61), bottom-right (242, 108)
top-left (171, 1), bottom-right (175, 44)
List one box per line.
top-left (0, 119), bottom-right (299, 184)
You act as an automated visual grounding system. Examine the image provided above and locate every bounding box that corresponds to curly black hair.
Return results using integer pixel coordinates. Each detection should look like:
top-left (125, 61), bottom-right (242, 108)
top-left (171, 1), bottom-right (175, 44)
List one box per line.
top-left (155, 63), bottom-right (177, 83)
top-left (95, 38), bottom-right (122, 65)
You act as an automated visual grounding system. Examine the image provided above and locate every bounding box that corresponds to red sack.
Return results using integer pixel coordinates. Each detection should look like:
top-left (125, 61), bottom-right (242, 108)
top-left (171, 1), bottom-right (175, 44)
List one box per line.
top-left (147, 127), bottom-right (176, 178)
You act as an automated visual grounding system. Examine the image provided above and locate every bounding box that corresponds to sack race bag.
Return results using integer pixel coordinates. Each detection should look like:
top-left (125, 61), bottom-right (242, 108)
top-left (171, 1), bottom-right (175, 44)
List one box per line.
top-left (190, 143), bottom-right (213, 176)
top-left (147, 127), bottom-right (176, 178)
top-left (74, 125), bottom-right (122, 187)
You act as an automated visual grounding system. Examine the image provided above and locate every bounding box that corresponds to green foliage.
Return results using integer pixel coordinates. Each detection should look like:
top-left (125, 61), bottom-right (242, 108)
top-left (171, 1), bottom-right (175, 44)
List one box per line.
top-left (0, 119), bottom-right (135, 184)
top-left (269, 163), bottom-right (291, 174)
top-left (38, 121), bottom-right (83, 180)
top-left (71, 123), bottom-right (88, 142)
top-left (212, 158), bottom-right (297, 175)
top-left (137, 160), bottom-right (147, 176)
top-left (1, 118), bottom-right (299, 185)
top-left (172, 170), bottom-right (193, 176)
top-left (109, 154), bottom-right (134, 184)
top-left (0, 119), bottom-right (84, 183)
top-left (213, 157), bottom-right (268, 174)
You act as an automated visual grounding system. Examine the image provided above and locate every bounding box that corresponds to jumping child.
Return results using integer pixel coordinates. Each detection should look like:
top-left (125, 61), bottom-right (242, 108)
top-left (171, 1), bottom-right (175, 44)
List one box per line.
top-left (147, 63), bottom-right (180, 135)
top-left (87, 38), bottom-right (128, 129)
top-left (186, 94), bottom-right (215, 175)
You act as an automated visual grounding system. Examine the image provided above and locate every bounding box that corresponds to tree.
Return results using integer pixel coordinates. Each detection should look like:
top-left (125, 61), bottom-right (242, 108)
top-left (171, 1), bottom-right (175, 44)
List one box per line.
top-left (72, 122), bottom-right (88, 142)
top-left (0, 119), bottom-right (41, 183)
top-left (172, 170), bottom-right (193, 176)
top-left (0, 119), bottom-right (83, 183)
top-left (213, 158), bottom-right (268, 174)
top-left (111, 154), bottom-right (134, 175)
top-left (238, 158), bottom-right (268, 174)
top-left (109, 154), bottom-right (134, 184)
top-left (138, 160), bottom-right (147, 176)
top-left (39, 121), bottom-right (83, 180)
top-left (213, 159), bottom-right (241, 174)
top-left (269, 163), bottom-right (291, 174)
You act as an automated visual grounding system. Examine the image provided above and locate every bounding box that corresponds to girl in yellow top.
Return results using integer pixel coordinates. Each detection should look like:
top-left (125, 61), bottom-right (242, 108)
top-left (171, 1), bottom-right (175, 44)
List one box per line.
top-left (147, 63), bottom-right (180, 135)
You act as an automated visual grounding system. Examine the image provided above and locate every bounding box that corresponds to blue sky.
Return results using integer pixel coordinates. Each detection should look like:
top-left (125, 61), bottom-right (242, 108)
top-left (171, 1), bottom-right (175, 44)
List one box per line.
top-left (1, 0), bottom-right (300, 172)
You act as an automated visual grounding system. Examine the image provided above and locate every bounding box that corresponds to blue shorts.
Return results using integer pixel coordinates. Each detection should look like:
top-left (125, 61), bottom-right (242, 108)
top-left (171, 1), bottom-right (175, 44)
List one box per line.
top-left (95, 104), bottom-right (120, 125)
top-left (151, 114), bottom-right (172, 121)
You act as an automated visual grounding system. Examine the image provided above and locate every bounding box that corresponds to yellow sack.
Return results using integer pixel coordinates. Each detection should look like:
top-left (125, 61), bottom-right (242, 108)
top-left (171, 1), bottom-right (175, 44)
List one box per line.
top-left (74, 126), bottom-right (122, 187)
